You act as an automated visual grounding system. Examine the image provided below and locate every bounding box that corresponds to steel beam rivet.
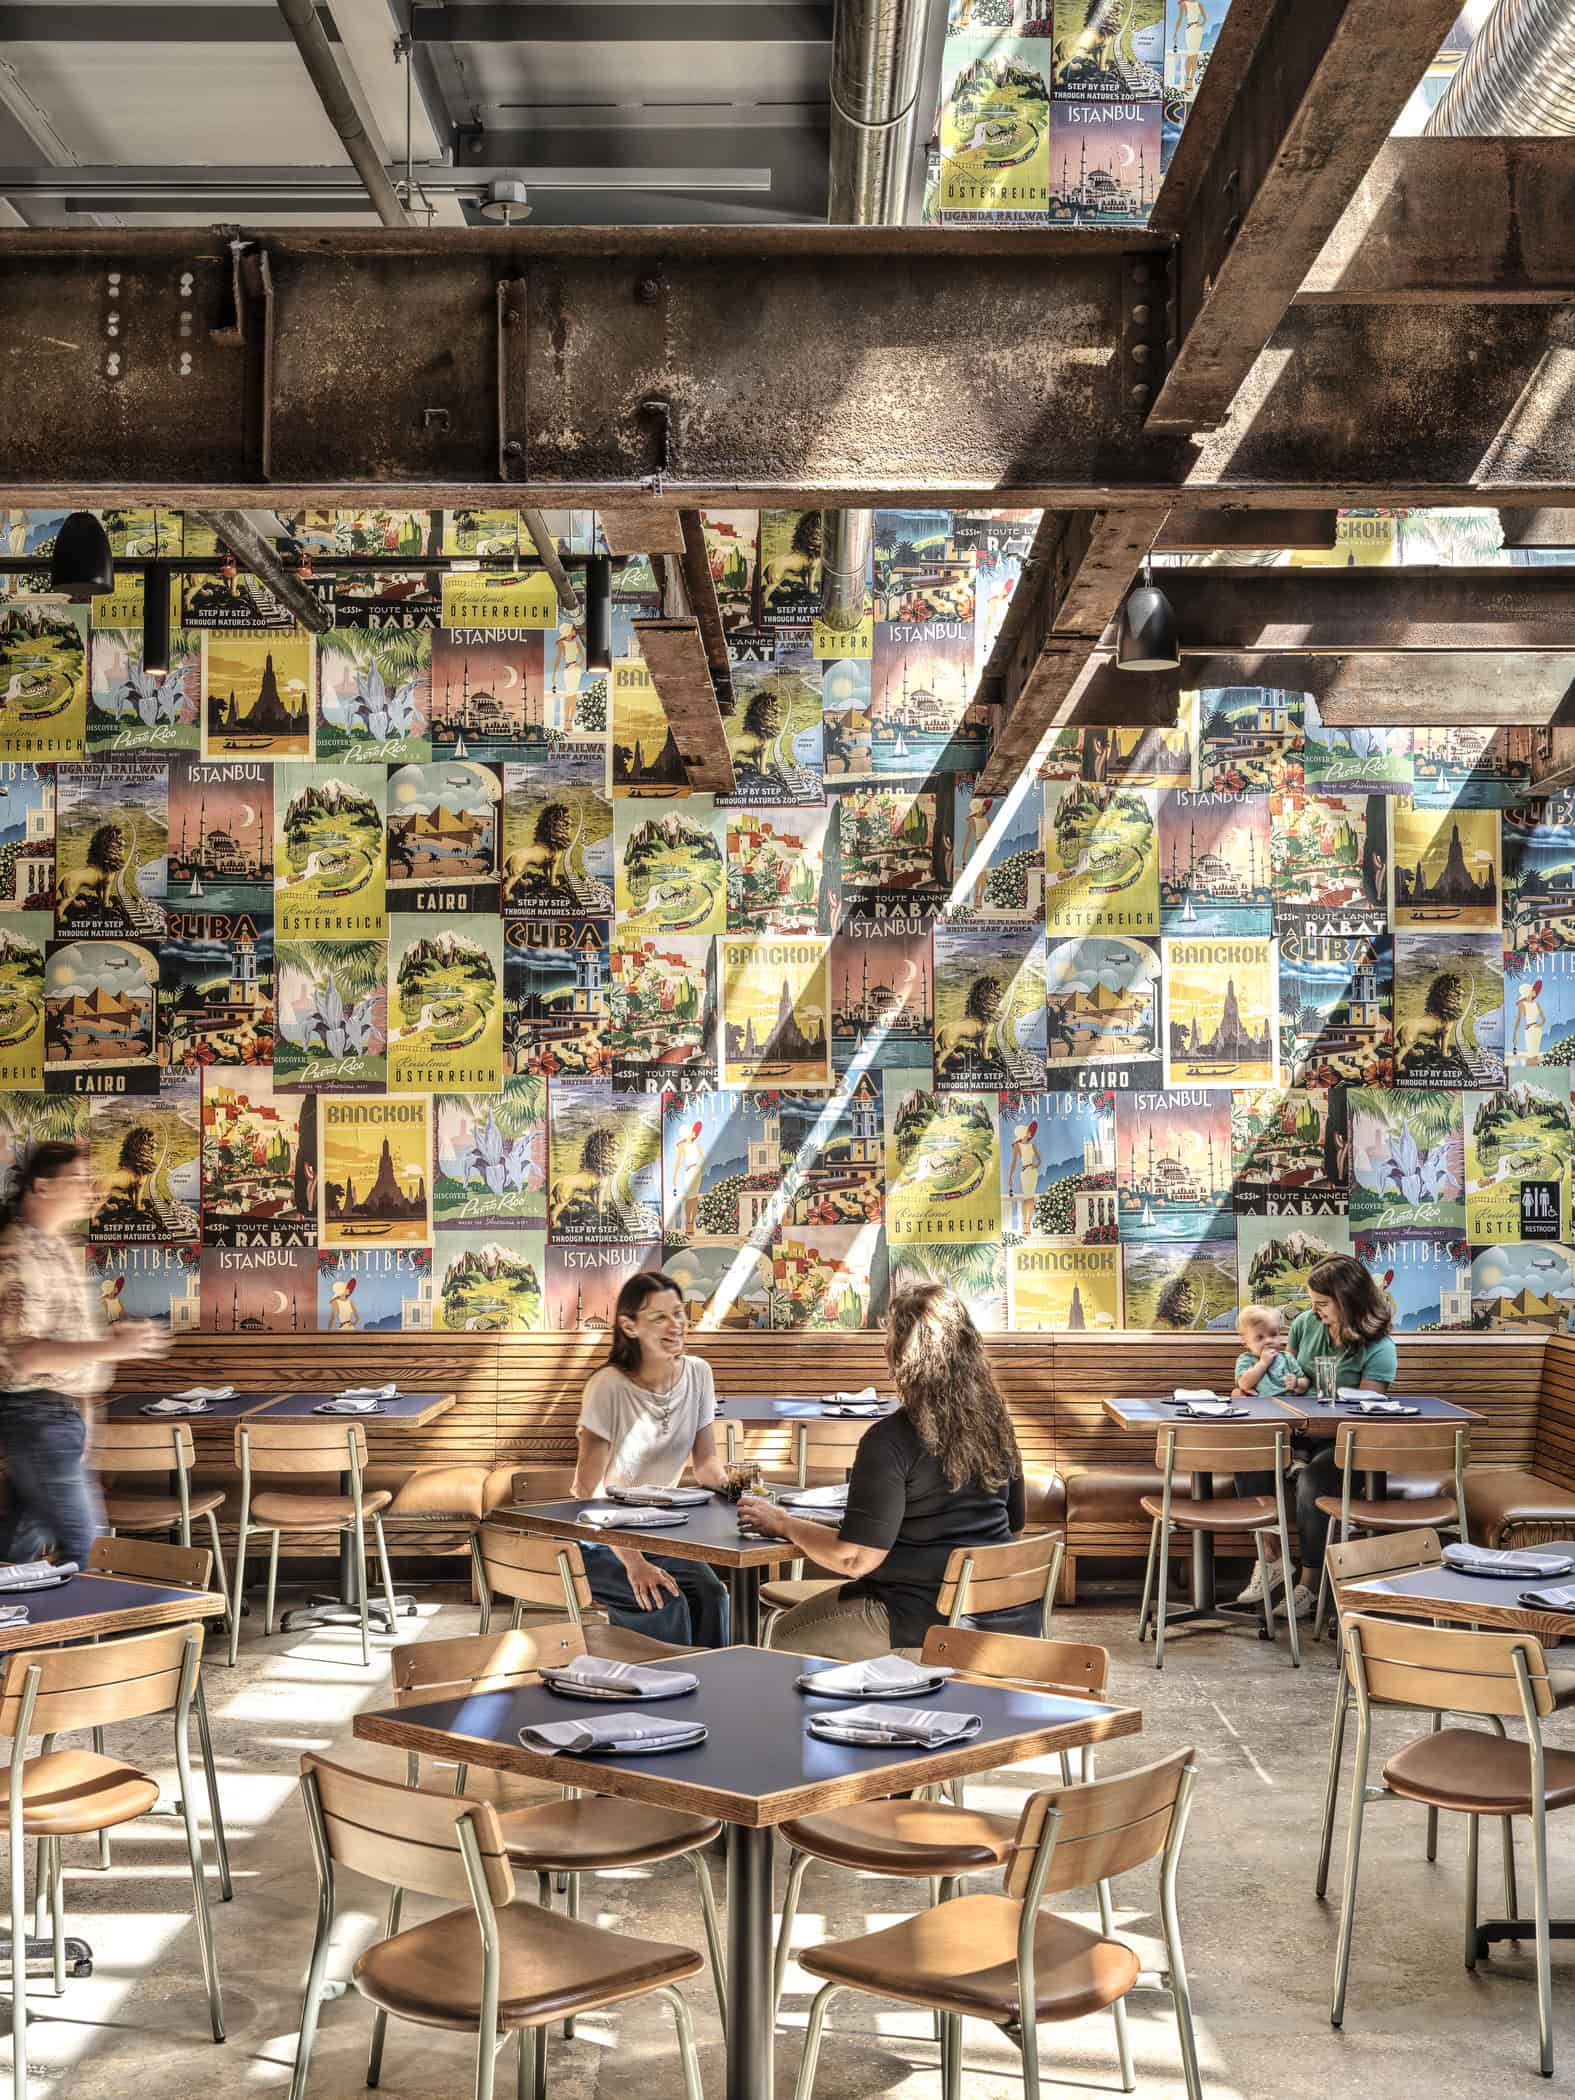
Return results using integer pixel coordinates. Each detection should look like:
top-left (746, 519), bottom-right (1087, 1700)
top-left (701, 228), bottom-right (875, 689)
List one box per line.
top-left (1132, 343), bottom-right (1150, 365)
top-left (636, 278), bottom-right (661, 303)
top-left (1131, 303), bottom-right (1150, 325)
top-left (1130, 383), bottom-right (1151, 404)
top-left (503, 309), bottom-right (522, 327)
top-left (503, 440), bottom-right (524, 459)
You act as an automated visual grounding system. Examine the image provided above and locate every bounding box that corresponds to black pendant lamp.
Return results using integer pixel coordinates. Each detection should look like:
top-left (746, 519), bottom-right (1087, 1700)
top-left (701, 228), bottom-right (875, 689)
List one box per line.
top-left (48, 511), bottom-right (115, 600)
top-left (583, 554), bottom-right (613, 672)
top-left (141, 561), bottom-right (171, 678)
top-left (1115, 560), bottom-right (1179, 672)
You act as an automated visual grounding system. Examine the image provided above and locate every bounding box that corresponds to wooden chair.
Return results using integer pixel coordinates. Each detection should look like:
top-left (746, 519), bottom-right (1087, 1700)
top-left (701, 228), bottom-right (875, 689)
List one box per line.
top-left (78, 1534), bottom-right (234, 1900)
top-left (936, 1530), bottom-right (1063, 1641)
top-left (748, 1420), bottom-right (872, 1640)
top-left (476, 1520), bottom-right (694, 1663)
top-left (94, 1419), bottom-right (232, 1631)
top-left (1312, 1422), bottom-right (1468, 1636)
top-left (1332, 1615), bottom-right (1575, 2077)
top-left (773, 1627), bottom-right (1111, 2020)
top-left (1138, 1423), bottom-right (1300, 1669)
top-left (1, 1623), bottom-right (224, 2100)
top-left (391, 1626), bottom-right (726, 2055)
top-left (790, 1749), bottom-right (1202, 2100)
top-left (229, 1418), bottom-right (398, 1668)
top-left (290, 1753), bottom-right (704, 2100)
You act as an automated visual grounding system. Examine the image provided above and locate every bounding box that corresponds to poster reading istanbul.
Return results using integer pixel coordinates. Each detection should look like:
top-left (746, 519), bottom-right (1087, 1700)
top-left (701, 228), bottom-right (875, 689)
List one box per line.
top-left (44, 937), bottom-right (159, 1094)
top-left (0, 602), bottom-right (88, 760)
top-left (1164, 937), bottom-right (1277, 1088)
top-left (0, 914), bottom-right (47, 1089)
top-left (201, 634), bottom-right (314, 761)
top-left (387, 916), bottom-right (505, 1093)
top-left (167, 758), bottom-right (271, 916)
top-left (718, 935), bottom-right (832, 1090)
top-left (1007, 1241), bottom-right (1120, 1331)
top-left (318, 1095), bottom-right (431, 1247)
top-left (274, 766), bottom-right (387, 940)
top-left (198, 1241), bottom-right (316, 1334)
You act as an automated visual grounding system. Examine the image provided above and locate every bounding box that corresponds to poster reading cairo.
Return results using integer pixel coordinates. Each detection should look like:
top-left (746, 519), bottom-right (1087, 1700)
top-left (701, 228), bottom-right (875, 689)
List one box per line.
top-left (718, 935), bottom-right (833, 1091)
top-left (318, 1094), bottom-right (432, 1247)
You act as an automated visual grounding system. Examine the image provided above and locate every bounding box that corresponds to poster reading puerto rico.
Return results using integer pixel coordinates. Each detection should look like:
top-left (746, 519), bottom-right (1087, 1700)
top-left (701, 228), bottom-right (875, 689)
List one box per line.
top-left (719, 934), bottom-right (833, 1090)
top-left (387, 914), bottom-right (505, 1094)
top-left (433, 1081), bottom-right (547, 1231)
top-left (316, 627), bottom-right (432, 765)
top-left (319, 1094), bottom-right (431, 1247)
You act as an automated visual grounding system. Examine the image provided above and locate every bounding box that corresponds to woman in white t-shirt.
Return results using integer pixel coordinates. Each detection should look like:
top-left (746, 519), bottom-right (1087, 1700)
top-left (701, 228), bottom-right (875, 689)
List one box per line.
top-left (573, 1271), bottom-right (730, 1647)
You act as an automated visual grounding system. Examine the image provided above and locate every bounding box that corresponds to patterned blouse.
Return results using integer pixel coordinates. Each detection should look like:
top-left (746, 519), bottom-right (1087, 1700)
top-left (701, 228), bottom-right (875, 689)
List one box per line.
top-left (0, 1224), bottom-right (109, 1402)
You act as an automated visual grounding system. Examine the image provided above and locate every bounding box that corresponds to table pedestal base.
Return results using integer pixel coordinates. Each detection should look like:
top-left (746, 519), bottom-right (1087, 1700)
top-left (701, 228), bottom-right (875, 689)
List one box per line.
top-left (728, 1566), bottom-right (762, 1647)
top-left (725, 1825), bottom-right (774, 2100)
top-left (0, 1935), bottom-right (93, 1980)
top-left (1475, 1916), bottom-right (1575, 1960)
top-left (280, 1594), bottom-right (418, 1635)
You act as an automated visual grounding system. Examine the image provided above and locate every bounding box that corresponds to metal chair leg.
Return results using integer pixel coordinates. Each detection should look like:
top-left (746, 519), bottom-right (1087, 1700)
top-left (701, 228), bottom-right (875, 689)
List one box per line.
top-left (792, 1982), bottom-right (842, 2100)
top-left (1096, 1875), bottom-right (1134, 2091)
top-left (1315, 1677), bottom-right (1348, 1900)
top-left (661, 1984), bottom-right (705, 2100)
top-left (773, 1846), bottom-right (811, 2015)
top-left (1254, 1532), bottom-right (1275, 1642)
top-left (31, 1834), bottom-right (47, 1938)
top-left (1312, 1554), bottom-right (1334, 1642)
top-left (203, 1509), bottom-right (233, 1631)
top-left (175, 1703), bottom-right (225, 2041)
top-left (48, 1837), bottom-right (65, 1997)
top-left (353, 1509), bottom-right (370, 1668)
top-left (91, 1727), bottom-right (112, 1869)
top-left (194, 1673), bottom-right (233, 1901)
top-left (1154, 1520), bottom-right (1171, 1670)
top-left (1137, 1517), bottom-right (1159, 1642)
top-left (1531, 1799), bottom-right (1554, 2078)
top-left (372, 1512), bottom-right (400, 1637)
top-left (265, 1529), bottom-right (281, 1638)
top-left (1278, 1506), bottom-right (1301, 1668)
top-left (471, 1529), bottom-right (492, 1634)
top-left (687, 1849), bottom-right (728, 2043)
top-left (12, 1797), bottom-right (30, 2100)
top-left (1330, 1703), bottom-right (1371, 2027)
top-left (942, 2011), bottom-right (962, 2100)
top-left (366, 1885), bottom-right (402, 2086)
top-left (1426, 1707), bottom-right (1442, 1861)
top-left (229, 1520), bottom-right (249, 1667)
top-left (1465, 1813), bottom-right (1480, 1970)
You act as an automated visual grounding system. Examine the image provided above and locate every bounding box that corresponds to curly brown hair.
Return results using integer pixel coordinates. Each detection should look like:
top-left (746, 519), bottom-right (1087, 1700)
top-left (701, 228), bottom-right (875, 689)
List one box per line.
top-left (1307, 1255), bottom-right (1392, 1344)
top-left (886, 1283), bottom-right (1021, 1493)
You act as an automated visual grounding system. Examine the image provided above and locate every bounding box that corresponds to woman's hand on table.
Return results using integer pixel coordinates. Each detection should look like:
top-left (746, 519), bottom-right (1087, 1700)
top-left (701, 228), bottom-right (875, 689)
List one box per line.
top-left (611, 1548), bottom-right (681, 1612)
top-left (736, 1493), bottom-right (790, 1539)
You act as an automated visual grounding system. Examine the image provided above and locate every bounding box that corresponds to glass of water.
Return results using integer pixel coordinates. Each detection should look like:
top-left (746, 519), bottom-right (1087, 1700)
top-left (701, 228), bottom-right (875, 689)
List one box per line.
top-left (1315, 1353), bottom-right (1340, 1400)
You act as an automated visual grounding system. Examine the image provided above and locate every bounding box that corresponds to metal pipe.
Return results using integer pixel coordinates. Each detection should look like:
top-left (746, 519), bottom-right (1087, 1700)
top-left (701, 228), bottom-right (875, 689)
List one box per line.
top-left (195, 509), bottom-right (331, 633)
top-left (274, 0), bottom-right (414, 227)
top-left (1426, 0), bottom-right (1575, 134)
top-left (822, 2), bottom-right (928, 629)
top-left (520, 508), bottom-right (581, 615)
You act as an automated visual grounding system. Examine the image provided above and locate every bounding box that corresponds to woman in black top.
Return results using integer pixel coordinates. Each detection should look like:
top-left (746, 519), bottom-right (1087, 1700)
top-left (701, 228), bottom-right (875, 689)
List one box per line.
top-left (740, 1283), bottom-right (1028, 1660)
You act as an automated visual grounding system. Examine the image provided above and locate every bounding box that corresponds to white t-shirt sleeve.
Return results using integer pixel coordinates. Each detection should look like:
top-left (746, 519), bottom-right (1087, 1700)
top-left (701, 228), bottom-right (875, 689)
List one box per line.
top-left (578, 1367), bottom-right (619, 1444)
top-left (691, 1356), bottom-right (717, 1431)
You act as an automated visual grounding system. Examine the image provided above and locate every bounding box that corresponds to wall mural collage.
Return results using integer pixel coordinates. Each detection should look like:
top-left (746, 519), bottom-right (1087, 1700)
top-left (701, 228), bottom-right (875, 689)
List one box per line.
top-left (0, 501), bottom-right (1571, 1343)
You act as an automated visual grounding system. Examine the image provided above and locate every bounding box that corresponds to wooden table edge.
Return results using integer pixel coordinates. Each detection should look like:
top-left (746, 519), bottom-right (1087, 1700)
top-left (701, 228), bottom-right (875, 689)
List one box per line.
top-left (1099, 1396), bottom-right (1311, 1428)
top-left (352, 1700), bottom-right (1143, 1829)
top-left (502, 1505), bottom-right (786, 1569)
top-left (1341, 1577), bottom-right (1574, 1644)
top-left (0, 1584), bottom-right (226, 1651)
top-left (275, 1390), bottom-right (458, 1428)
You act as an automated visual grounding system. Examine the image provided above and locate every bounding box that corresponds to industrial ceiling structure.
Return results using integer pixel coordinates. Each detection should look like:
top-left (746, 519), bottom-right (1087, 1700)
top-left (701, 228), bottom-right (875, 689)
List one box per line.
top-left (3, 1), bottom-right (1575, 786)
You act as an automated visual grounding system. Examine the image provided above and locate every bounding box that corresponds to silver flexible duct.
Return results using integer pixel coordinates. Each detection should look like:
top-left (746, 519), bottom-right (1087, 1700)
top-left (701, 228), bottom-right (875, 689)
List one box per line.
top-left (1425, 0), bottom-right (1575, 134)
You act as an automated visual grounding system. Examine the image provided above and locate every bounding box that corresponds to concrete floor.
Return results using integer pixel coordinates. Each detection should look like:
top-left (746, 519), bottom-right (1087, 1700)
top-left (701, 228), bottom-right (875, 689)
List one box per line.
top-left (10, 1580), bottom-right (1575, 2100)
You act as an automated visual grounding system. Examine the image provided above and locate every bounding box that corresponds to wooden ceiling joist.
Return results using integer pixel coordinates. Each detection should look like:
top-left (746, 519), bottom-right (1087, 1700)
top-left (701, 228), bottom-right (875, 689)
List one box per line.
top-left (1062, 653), bottom-right (1575, 730)
top-left (1155, 567), bottom-right (1575, 655)
top-left (1156, 509), bottom-right (1339, 553)
top-left (630, 618), bottom-right (736, 794)
top-left (1147, 0), bottom-right (1466, 433)
top-left (598, 505), bottom-right (687, 556)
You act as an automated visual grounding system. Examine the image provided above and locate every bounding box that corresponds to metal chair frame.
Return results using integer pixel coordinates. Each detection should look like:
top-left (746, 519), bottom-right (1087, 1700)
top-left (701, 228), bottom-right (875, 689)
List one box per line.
top-left (1312, 1423), bottom-right (1468, 1639)
top-left (1138, 1424), bottom-right (1300, 1670)
top-left (94, 1418), bottom-right (233, 1635)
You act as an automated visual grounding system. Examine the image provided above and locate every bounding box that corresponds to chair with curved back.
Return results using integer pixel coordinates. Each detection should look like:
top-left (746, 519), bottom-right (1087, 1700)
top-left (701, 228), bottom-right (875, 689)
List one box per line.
top-left (745, 1419), bottom-right (875, 1640)
top-left (289, 1753), bottom-right (704, 2100)
top-left (1311, 1422), bottom-right (1468, 1637)
top-left (475, 1519), bottom-right (695, 1662)
top-left (94, 1418), bottom-right (232, 1630)
top-left (1139, 1422), bottom-right (1300, 1670)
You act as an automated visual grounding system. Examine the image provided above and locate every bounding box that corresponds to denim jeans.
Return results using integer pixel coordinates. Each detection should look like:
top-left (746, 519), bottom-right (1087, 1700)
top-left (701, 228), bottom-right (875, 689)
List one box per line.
top-left (0, 1390), bottom-right (104, 1566)
top-left (1237, 1444), bottom-right (1342, 1576)
top-left (583, 1546), bottom-right (730, 1649)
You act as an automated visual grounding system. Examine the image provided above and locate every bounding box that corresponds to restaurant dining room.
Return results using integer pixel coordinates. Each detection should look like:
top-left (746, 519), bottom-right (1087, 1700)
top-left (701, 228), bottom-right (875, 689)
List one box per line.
top-left (1, 2), bottom-right (1574, 2096)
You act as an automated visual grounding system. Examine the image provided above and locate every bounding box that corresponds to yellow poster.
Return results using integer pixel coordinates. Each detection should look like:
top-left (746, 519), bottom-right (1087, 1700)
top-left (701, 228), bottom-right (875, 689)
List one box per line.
top-left (1007, 1242), bottom-right (1121, 1331)
top-left (319, 1094), bottom-right (432, 1247)
top-left (440, 571), bottom-right (557, 630)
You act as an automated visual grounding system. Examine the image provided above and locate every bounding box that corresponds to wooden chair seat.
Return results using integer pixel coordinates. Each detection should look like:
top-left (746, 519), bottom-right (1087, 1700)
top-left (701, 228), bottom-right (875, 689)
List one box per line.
top-left (497, 1797), bottom-right (720, 1872)
top-left (351, 1896), bottom-right (702, 2031)
top-left (800, 1889), bottom-right (1139, 2023)
top-left (1314, 1492), bottom-right (1457, 1532)
top-left (0, 1749), bottom-right (160, 1835)
top-left (759, 1577), bottom-right (839, 1614)
top-left (1140, 1491), bottom-right (1280, 1531)
top-left (249, 1488), bottom-right (393, 1526)
top-left (1382, 1727), bottom-right (1575, 1816)
top-left (780, 1799), bottom-right (1016, 1877)
top-left (105, 1488), bottom-right (226, 1529)
top-left (580, 1621), bottom-right (698, 1664)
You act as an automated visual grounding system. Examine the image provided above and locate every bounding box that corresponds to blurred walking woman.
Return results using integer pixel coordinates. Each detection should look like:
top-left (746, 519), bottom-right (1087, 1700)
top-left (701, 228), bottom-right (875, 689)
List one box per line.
top-left (744, 1283), bottom-right (1028, 1660)
top-left (0, 1142), bottom-right (169, 1567)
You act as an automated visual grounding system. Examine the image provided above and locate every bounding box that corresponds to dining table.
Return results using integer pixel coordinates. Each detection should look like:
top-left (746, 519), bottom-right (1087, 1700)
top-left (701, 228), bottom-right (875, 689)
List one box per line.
top-left (1343, 1542), bottom-right (1575, 1964)
top-left (713, 1395), bottom-right (898, 1424)
top-left (355, 1641), bottom-right (1142, 2100)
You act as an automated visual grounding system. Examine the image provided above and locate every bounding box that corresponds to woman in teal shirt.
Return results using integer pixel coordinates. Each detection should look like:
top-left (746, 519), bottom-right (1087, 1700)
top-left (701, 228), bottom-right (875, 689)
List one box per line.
top-left (1235, 1256), bottom-right (1397, 1619)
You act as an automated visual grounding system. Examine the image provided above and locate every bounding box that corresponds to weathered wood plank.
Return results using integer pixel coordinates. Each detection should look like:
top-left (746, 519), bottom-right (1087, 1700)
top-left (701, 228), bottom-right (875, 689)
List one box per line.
top-left (631, 617), bottom-right (737, 792)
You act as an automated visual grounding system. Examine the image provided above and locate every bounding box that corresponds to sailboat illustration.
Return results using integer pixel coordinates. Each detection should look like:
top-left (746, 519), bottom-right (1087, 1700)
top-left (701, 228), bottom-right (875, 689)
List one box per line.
top-left (1180, 891), bottom-right (1196, 924)
top-left (453, 730), bottom-right (469, 757)
top-left (187, 868), bottom-right (204, 898)
top-left (890, 727), bottom-right (910, 760)
top-left (1141, 1199), bottom-right (1156, 1227)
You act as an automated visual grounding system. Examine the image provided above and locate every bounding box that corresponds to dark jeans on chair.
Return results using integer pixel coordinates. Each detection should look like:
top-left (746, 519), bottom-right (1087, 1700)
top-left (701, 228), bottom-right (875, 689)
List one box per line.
top-left (1237, 1443), bottom-right (1342, 1576)
top-left (0, 1389), bottom-right (105, 1567)
top-left (584, 1546), bottom-right (731, 1648)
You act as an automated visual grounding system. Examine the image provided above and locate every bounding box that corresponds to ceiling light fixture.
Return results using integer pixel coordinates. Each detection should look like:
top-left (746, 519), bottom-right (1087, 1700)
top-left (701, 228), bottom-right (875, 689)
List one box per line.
top-left (141, 561), bottom-right (171, 679)
top-left (1115, 560), bottom-right (1180, 671)
top-left (48, 511), bottom-right (114, 600)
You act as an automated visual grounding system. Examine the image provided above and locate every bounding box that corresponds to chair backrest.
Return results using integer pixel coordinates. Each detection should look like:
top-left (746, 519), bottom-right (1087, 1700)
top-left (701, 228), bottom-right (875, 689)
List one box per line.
top-left (0, 1624), bottom-right (196, 1739)
top-left (300, 1753), bottom-right (514, 1906)
top-left (1006, 1748), bottom-right (1195, 1903)
top-left (922, 1624), bottom-right (1108, 1699)
top-left (236, 1419), bottom-right (368, 1474)
top-left (1332, 1422), bottom-right (1466, 1477)
top-left (1343, 1613), bottom-right (1555, 1721)
top-left (87, 1533), bottom-right (212, 1591)
top-left (796, 1419), bottom-right (877, 1482)
top-left (935, 1531), bottom-right (1061, 1623)
top-left (477, 1520), bottom-right (590, 1616)
top-left (1324, 1526), bottom-right (1441, 1612)
top-left (93, 1421), bottom-right (196, 1472)
top-left (392, 1624), bottom-right (587, 1703)
top-left (1155, 1423), bottom-right (1290, 1477)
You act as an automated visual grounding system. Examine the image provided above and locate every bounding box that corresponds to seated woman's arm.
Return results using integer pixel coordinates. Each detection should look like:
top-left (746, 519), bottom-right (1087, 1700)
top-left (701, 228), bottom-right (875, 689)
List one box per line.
top-left (738, 1428), bottom-right (897, 1576)
top-left (739, 1501), bottom-right (888, 1577)
top-left (688, 1423), bottom-right (728, 1491)
top-left (572, 1428), bottom-right (611, 1501)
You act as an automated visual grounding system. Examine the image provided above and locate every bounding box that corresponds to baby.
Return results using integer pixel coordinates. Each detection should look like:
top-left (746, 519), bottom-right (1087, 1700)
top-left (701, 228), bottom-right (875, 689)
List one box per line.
top-left (1232, 1304), bottom-right (1309, 1398)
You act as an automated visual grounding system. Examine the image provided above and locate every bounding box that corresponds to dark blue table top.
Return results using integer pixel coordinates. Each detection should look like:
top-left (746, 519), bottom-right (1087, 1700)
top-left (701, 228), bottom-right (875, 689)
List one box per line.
top-left (0, 1571), bottom-right (223, 1652)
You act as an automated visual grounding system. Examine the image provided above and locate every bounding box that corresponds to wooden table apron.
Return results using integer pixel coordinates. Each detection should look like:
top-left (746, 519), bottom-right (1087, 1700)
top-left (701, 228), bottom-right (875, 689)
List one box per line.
top-left (354, 1643), bottom-right (1142, 2100)
top-left (505, 1497), bottom-right (793, 1646)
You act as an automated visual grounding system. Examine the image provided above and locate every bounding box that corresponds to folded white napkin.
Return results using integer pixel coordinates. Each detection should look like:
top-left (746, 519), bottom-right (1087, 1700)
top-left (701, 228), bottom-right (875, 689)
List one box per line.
top-left (1180, 1398), bottom-right (1233, 1417)
top-left (540, 1654), bottom-right (700, 1700)
top-left (607, 1486), bottom-right (712, 1508)
top-left (174, 1385), bottom-right (236, 1401)
top-left (0, 1604), bottom-right (28, 1627)
top-left (1520, 1585), bottom-right (1575, 1613)
top-left (799, 1654), bottom-right (954, 1699)
top-left (520, 1714), bottom-right (708, 1756)
top-left (1442, 1543), bottom-right (1574, 1581)
top-left (1173, 1387), bottom-right (1218, 1402)
top-left (143, 1396), bottom-right (209, 1415)
top-left (578, 1505), bottom-right (687, 1529)
top-left (338, 1384), bottom-right (397, 1402)
top-left (806, 1703), bottom-right (983, 1749)
top-left (823, 1388), bottom-right (884, 1415)
top-left (781, 1482), bottom-right (849, 1510)
top-left (0, 1560), bottom-right (75, 1592)
top-left (1339, 1387), bottom-right (1386, 1402)
top-left (1355, 1398), bottom-right (1416, 1415)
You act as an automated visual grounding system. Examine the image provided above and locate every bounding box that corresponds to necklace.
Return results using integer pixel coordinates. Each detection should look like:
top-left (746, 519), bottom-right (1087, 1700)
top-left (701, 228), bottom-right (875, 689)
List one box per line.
top-left (641, 1360), bottom-right (685, 1426)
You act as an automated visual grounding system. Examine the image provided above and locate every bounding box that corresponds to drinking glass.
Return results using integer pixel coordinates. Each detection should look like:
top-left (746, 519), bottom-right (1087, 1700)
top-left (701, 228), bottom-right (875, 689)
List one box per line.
top-left (1315, 1353), bottom-right (1340, 1400)
top-left (724, 1460), bottom-right (762, 1503)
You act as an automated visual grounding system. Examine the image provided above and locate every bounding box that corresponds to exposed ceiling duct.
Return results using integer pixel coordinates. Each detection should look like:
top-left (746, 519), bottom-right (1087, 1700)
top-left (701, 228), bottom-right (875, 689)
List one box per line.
top-left (196, 509), bottom-right (331, 634)
top-left (820, 0), bottom-right (928, 629)
top-left (1425, 0), bottom-right (1575, 133)
top-left (274, 0), bottom-right (415, 228)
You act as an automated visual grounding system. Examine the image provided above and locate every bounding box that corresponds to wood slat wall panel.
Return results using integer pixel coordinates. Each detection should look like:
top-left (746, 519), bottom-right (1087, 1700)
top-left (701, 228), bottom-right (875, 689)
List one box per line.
top-left (1535, 1336), bottom-right (1575, 1490)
